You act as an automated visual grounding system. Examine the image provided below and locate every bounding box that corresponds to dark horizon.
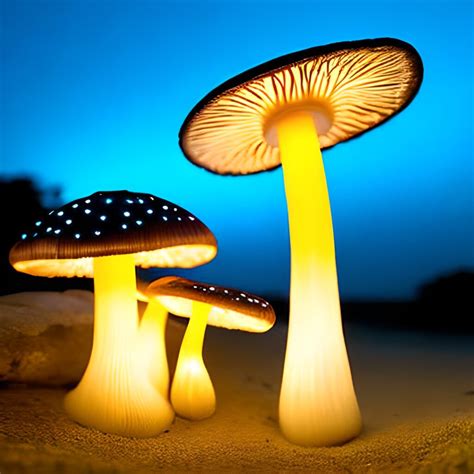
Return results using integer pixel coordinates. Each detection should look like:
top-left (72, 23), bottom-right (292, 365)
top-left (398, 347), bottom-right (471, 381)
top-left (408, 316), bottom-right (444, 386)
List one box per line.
top-left (2, 177), bottom-right (472, 334)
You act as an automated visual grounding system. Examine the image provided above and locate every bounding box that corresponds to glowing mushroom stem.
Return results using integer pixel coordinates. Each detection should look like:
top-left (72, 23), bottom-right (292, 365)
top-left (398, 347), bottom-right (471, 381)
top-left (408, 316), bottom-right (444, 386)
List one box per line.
top-left (138, 299), bottom-right (169, 397)
top-left (276, 111), bottom-right (362, 446)
top-left (64, 254), bottom-right (174, 437)
top-left (171, 300), bottom-right (216, 420)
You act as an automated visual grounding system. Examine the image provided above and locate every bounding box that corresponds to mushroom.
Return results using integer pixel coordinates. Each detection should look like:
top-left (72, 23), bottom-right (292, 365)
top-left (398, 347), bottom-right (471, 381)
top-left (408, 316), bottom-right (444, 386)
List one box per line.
top-left (179, 38), bottom-right (423, 445)
top-left (136, 277), bottom-right (171, 398)
top-left (9, 190), bottom-right (217, 437)
top-left (146, 276), bottom-right (275, 420)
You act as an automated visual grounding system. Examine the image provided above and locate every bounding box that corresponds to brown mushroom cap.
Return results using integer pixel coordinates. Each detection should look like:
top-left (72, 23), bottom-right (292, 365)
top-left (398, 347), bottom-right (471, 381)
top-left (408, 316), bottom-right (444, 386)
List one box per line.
top-left (10, 191), bottom-right (217, 278)
top-left (146, 276), bottom-right (276, 333)
top-left (180, 38), bottom-right (423, 175)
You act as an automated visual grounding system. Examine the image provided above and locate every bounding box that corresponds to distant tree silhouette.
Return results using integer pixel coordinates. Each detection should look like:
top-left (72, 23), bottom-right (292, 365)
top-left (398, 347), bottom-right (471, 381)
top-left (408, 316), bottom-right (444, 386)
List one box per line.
top-left (0, 178), bottom-right (91, 295)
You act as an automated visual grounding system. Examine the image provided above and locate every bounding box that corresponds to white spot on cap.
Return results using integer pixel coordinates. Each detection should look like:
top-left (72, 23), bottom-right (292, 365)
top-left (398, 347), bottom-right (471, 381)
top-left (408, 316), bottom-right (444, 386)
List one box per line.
top-left (240, 293), bottom-right (246, 297)
top-left (48, 210), bottom-right (54, 215)
top-left (35, 221), bottom-right (42, 226)
top-left (122, 224), bottom-right (127, 229)
top-left (193, 285), bottom-right (198, 289)
top-left (85, 199), bottom-right (91, 204)
top-left (66, 219), bottom-right (72, 225)
top-left (126, 199), bottom-right (133, 204)
top-left (123, 211), bottom-right (131, 217)
top-left (209, 287), bottom-right (215, 291)
top-left (94, 230), bottom-right (101, 236)
top-left (149, 196), bottom-right (155, 201)
top-left (100, 215), bottom-right (106, 221)
top-left (33, 232), bottom-right (38, 237)
top-left (54, 229), bottom-right (61, 234)
top-left (57, 211), bottom-right (64, 216)
top-left (72, 203), bottom-right (79, 208)
top-left (74, 233), bottom-right (80, 239)
top-left (173, 208), bottom-right (178, 212)
top-left (247, 298), bottom-right (253, 303)
top-left (188, 216), bottom-right (195, 221)
top-left (178, 217), bottom-right (182, 221)
top-left (84, 209), bottom-right (91, 214)
top-left (138, 198), bottom-right (144, 204)
top-left (46, 227), bottom-right (52, 233)
top-left (136, 220), bottom-right (143, 225)
top-left (162, 205), bottom-right (168, 210)
top-left (106, 198), bottom-right (113, 204)
top-left (21, 233), bottom-right (27, 239)
top-left (262, 303), bottom-right (268, 308)
top-left (236, 297), bottom-right (240, 301)
top-left (147, 209), bottom-right (153, 214)
top-left (224, 290), bottom-right (229, 294)
top-left (162, 216), bottom-right (168, 221)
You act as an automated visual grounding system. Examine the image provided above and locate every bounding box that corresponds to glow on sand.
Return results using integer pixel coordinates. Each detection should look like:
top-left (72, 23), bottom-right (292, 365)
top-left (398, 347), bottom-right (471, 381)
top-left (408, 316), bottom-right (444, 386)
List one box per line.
top-left (276, 111), bottom-right (362, 446)
top-left (64, 254), bottom-right (174, 437)
top-left (171, 301), bottom-right (216, 420)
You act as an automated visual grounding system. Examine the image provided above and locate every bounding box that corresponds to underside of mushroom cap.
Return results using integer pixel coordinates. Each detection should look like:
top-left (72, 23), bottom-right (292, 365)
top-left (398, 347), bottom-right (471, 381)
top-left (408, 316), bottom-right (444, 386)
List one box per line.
top-left (146, 276), bottom-right (276, 333)
top-left (10, 191), bottom-right (217, 277)
top-left (180, 38), bottom-right (423, 175)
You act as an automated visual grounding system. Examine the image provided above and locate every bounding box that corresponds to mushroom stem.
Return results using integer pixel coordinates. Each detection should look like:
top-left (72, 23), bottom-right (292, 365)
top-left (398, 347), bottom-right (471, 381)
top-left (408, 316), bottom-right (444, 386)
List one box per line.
top-left (138, 299), bottom-right (169, 397)
top-left (171, 300), bottom-right (216, 420)
top-left (276, 111), bottom-right (362, 446)
top-left (64, 254), bottom-right (174, 437)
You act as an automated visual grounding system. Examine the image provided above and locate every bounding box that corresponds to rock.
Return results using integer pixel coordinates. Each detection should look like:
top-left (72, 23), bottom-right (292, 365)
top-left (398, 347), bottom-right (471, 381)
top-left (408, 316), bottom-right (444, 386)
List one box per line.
top-left (0, 290), bottom-right (93, 386)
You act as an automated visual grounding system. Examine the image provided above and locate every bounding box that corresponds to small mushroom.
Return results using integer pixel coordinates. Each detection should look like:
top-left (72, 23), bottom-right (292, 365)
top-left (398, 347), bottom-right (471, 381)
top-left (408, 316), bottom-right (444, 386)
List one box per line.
top-left (9, 191), bottom-right (217, 437)
top-left (136, 277), bottom-right (171, 398)
top-left (146, 276), bottom-right (275, 420)
top-left (179, 39), bottom-right (423, 446)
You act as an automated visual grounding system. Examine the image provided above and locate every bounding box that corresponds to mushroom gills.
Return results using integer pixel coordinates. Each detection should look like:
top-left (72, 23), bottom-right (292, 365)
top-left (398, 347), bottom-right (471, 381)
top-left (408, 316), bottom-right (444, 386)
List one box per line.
top-left (276, 111), bottom-right (362, 446)
top-left (171, 300), bottom-right (216, 420)
top-left (64, 254), bottom-right (174, 437)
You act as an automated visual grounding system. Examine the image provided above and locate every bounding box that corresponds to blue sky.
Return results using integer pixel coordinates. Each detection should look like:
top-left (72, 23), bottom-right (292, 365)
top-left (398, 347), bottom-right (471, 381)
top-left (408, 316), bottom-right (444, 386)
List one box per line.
top-left (1, 0), bottom-right (473, 299)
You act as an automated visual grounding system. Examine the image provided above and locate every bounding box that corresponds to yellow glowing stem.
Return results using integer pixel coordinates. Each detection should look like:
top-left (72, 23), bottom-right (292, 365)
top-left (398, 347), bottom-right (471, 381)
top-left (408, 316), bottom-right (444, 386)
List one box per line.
top-left (64, 254), bottom-right (174, 437)
top-left (171, 301), bottom-right (216, 420)
top-left (277, 111), bottom-right (362, 447)
top-left (138, 299), bottom-right (169, 397)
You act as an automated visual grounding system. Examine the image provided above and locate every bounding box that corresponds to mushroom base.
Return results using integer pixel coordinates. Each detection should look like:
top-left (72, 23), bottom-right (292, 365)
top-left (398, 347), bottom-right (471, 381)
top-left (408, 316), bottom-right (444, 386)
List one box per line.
top-left (276, 111), bottom-right (362, 446)
top-left (64, 254), bottom-right (174, 437)
top-left (171, 301), bottom-right (216, 420)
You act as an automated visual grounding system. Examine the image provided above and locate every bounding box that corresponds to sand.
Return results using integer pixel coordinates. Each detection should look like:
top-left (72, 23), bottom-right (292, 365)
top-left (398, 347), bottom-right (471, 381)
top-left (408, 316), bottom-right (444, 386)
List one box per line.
top-left (0, 320), bottom-right (473, 473)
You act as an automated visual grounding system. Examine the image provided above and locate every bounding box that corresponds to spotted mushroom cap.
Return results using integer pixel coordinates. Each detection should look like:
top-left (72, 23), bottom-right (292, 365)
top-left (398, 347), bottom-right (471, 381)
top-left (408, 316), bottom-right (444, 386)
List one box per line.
top-left (146, 276), bottom-right (276, 333)
top-left (9, 191), bottom-right (217, 278)
top-left (180, 38), bottom-right (423, 175)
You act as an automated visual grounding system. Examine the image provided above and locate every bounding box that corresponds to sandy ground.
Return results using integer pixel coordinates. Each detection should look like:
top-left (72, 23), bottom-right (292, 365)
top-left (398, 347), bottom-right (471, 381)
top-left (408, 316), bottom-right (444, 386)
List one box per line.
top-left (0, 319), bottom-right (473, 473)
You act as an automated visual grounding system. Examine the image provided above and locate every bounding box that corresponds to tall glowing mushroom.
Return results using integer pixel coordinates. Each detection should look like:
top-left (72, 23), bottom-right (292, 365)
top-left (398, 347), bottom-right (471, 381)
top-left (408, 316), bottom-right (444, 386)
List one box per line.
top-left (9, 190), bottom-right (217, 437)
top-left (179, 38), bottom-right (423, 446)
top-left (146, 276), bottom-right (275, 420)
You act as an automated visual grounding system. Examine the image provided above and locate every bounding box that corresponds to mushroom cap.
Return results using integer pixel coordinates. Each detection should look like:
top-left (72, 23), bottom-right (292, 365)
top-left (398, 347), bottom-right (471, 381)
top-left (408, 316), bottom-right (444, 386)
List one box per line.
top-left (10, 191), bottom-right (217, 278)
top-left (180, 38), bottom-right (423, 175)
top-left (146, 276), bottom-right (276, 333)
